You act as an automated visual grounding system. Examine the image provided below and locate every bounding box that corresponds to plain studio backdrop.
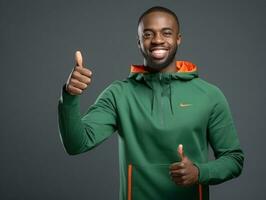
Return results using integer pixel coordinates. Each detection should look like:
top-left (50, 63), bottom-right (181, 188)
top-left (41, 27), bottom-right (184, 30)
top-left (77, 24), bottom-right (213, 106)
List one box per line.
top-left (0, 0), bottom-right (265, 199)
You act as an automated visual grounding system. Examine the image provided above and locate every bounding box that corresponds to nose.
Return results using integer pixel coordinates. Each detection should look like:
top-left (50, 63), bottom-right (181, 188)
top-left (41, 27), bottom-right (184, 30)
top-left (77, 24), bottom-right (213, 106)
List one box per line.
top-left (151, 32), bottom-right (165, 44)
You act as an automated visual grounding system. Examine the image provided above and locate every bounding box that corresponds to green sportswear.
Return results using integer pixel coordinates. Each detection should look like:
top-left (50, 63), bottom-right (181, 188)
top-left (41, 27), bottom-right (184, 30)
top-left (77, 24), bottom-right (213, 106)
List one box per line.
top-left (57, 61), bottom-right (244, 200)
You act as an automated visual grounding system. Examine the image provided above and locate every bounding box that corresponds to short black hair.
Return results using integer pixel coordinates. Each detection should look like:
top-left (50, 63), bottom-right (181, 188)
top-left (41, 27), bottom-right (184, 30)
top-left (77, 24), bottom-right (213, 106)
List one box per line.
top-left (137, 6), bottom-right (180, 32)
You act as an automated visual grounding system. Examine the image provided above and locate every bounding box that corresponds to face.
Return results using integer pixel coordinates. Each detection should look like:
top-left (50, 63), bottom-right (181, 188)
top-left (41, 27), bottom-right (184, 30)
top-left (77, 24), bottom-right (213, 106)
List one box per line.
top-left (137, 11), bottom-right (181, 70)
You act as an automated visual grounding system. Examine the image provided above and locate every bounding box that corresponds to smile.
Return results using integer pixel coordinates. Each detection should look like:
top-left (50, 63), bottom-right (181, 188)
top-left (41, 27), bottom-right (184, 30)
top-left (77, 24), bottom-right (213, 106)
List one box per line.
top-left (150, 49), bottom-right (169, 59)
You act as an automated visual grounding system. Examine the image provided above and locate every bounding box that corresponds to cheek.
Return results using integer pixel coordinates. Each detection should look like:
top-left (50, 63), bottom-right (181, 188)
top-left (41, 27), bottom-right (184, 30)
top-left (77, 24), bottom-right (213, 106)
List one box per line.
top-left (167, 38), bottom-right (177, 47)
top-left (142, 40), bottom-right (151, 51)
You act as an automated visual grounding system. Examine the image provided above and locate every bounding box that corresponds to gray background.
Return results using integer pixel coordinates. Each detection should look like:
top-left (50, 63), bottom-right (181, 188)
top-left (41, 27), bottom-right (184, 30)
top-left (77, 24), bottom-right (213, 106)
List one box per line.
top-left (0, 0), bottom-right (265, 199)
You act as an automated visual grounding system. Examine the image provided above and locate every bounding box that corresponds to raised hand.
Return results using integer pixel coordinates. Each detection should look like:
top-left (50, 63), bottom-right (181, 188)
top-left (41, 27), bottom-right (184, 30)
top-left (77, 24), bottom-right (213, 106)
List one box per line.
top-left (169, 144), bottom-right (199, 186)
top-left (66, 51), bottom-right (92, 95)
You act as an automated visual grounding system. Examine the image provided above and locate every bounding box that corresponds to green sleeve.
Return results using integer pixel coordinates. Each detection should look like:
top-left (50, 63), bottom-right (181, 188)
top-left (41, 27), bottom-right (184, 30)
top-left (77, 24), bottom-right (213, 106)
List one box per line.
top-left (57, 84), bottom-right (117, 155)
top-left (194, 88), bottom-right (244, 185)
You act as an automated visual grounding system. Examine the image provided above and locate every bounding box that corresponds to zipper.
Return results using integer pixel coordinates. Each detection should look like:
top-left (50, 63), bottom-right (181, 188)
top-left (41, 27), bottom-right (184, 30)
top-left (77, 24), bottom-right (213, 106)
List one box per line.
top-left (159, 73), bottom-right (164, 126)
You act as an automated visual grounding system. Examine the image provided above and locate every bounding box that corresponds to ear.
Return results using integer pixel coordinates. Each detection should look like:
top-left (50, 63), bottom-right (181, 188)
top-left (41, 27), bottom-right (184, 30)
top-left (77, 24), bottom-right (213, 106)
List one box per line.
top-left (137, 35), bottom-right (141, 48)
top-left (177, 33), bottom-right (182, 46)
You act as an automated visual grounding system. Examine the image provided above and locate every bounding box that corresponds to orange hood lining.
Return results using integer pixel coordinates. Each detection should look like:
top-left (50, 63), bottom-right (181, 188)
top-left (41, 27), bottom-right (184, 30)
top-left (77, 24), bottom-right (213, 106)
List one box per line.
top-left (130, 61), bottom-right (197, 73)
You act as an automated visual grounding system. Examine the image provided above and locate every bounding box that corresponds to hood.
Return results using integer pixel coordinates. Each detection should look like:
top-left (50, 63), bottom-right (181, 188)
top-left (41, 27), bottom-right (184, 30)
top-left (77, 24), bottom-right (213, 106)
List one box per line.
top-left (128, 61), bottom-right (198, 80)
top-left (128, 61), bottom-right (199, 115)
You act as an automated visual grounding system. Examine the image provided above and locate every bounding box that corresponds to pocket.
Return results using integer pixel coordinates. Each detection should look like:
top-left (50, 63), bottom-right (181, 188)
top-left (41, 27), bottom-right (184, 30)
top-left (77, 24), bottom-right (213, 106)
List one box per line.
top-left (127, 163), bottom-right (204, 200)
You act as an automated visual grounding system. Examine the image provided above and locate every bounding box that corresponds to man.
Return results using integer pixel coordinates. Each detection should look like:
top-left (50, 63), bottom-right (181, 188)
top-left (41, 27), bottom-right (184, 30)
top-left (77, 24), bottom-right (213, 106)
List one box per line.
top-left (58, 6), bottom-right (244, 200)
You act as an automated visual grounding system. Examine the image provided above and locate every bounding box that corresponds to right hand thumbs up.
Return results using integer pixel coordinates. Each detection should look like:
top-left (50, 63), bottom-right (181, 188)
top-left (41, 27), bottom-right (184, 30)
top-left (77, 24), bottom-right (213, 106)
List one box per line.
top-left (66, 51), bottom-right (92, 95)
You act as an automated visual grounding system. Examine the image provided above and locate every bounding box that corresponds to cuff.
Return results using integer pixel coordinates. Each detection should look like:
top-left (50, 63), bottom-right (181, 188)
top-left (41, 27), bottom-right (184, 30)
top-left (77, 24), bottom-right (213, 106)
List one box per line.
top-left (193, 162), bottom-right (210, 185)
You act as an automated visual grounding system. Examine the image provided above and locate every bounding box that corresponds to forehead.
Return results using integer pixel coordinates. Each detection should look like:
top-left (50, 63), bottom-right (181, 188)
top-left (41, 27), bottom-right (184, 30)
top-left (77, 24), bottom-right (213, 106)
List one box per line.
top-left (138, 11), bottom-right (178, 31)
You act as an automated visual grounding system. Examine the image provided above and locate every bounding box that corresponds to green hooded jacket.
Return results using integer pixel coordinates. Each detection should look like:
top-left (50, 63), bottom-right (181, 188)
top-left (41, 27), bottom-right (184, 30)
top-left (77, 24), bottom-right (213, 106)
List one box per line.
top-left (58, 61), bottom-right (244, 200)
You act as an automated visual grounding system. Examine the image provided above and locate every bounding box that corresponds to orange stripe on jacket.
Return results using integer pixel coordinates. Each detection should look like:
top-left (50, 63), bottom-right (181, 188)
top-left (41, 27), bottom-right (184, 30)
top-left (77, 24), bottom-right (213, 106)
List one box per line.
top-left (128, 164), bottom-right (132, 200)
top-left (199, 184), bottom-right (203, 200)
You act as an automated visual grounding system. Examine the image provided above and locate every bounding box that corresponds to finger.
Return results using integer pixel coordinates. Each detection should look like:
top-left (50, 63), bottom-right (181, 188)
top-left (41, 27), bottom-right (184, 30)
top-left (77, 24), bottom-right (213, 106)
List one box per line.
top-left (172, 178), bottom-right (184, 186)
top-left (180, 176), bottom-right (193, 186)
top-left (170, 169), bottom-right (187, 177)
top-left (75, 66), bottom-right (92, 77)
top-left (72, 71), bottom-right (91, 84)
top-left (178, 144), bottom-right (185, 161)
top-left (174, 179), bottom-right (192, 187)
top-left (169, 162), bottom-right (184, 170)
top-left (75, 51), bottom-right (83, 67)
top-left (69, 79), bottom-right (88, 90)
top-left (170, 173), bottom-right (183, 179)
top-left (171, 175), bottom-right (191, 186)
top-left (67, 85), bottom-right (82, 95)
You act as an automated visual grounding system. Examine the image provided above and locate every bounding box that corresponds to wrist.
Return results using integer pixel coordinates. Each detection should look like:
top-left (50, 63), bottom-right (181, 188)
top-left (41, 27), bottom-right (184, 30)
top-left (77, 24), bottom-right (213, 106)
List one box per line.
top-left (60, 84), bottom-right (80, 105)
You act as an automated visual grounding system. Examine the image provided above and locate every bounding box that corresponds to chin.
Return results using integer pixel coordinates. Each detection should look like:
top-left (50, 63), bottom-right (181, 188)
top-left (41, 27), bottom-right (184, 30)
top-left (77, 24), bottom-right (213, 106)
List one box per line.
top-left (147, 58), bottom-right (173, 70)
top-left (141, 48), bottom-right (177, 70)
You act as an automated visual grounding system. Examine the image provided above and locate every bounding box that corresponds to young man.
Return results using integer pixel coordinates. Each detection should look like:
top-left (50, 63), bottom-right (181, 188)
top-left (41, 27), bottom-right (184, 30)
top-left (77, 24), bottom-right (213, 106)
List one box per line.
top-left (58, 6), bottom-right (244, 200)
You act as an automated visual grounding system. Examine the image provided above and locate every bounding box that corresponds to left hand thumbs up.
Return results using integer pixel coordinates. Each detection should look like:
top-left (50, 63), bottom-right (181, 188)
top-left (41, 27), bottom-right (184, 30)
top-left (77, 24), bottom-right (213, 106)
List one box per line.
top-left (169, 144), bottom-right (199, 186)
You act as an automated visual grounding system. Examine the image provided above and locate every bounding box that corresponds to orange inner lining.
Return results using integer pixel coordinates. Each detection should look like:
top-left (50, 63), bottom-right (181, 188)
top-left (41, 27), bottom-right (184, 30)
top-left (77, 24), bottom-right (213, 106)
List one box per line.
top-left (130, 61), bottom-right (197, 73)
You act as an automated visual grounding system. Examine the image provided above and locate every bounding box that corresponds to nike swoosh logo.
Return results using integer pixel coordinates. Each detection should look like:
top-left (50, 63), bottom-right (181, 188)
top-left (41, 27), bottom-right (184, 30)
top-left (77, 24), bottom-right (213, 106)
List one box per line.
top-left (179, 103), bottom-right (192, 107)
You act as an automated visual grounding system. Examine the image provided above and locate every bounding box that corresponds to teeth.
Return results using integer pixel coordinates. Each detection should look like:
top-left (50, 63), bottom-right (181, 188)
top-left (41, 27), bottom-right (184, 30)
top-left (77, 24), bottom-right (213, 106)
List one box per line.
top-left (151, 49), bottom-right (167, 59)
top-left (153, 49), bottom-right (166, 53)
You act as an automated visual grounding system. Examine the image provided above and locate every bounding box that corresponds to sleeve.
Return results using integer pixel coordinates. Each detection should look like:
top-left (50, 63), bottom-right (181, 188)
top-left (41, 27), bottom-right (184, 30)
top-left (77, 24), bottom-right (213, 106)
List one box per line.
top-left (57, 84), bottom-right (118, 155)
top-left (193, 88), bottom-right (244, 185)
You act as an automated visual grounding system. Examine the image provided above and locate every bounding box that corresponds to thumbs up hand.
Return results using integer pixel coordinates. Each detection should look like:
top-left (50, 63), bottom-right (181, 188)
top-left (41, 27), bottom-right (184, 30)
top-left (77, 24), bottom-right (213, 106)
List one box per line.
top-left (66, 51), bottom-right (92, 95)
top-left (169, 144), bottom-right (199, 186)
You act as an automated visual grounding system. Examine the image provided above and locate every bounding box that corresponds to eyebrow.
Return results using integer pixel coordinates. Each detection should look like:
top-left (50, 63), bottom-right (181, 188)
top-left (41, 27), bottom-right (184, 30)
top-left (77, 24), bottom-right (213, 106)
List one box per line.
top-left (143, 27), bottom-right (173, 32)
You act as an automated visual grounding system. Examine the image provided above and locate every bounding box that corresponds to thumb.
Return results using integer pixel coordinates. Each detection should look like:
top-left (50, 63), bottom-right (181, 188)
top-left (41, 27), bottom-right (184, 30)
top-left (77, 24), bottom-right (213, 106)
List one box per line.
top-left (75, 50), bottom-right (83, 67)
top-left (177, 144), bottom-right (185, 161)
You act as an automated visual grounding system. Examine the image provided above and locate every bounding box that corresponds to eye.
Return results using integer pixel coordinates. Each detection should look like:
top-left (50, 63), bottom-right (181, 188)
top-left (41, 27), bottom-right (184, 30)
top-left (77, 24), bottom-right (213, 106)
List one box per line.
top-left (143, 31), bottom-right (154, 39)
top-left (163, 31), bottom-right (173, 37)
